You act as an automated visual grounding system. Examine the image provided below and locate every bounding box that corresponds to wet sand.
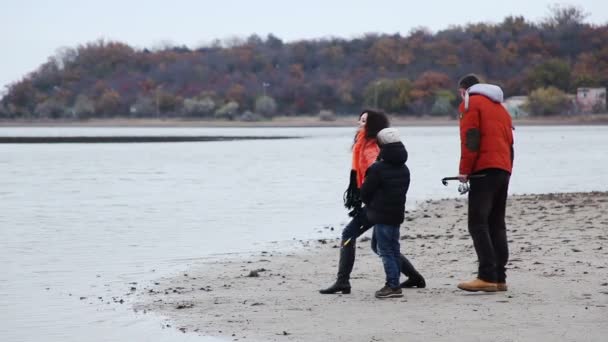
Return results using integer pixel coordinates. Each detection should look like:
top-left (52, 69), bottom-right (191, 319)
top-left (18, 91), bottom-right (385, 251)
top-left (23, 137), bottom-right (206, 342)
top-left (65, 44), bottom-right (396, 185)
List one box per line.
top-left (135, 192), bottom-right (608, 341)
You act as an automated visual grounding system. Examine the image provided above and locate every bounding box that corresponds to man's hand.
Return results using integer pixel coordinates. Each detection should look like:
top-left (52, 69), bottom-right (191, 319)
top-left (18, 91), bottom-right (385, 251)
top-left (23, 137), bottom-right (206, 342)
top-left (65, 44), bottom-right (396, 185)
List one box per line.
top-left (458, 174), bottom-right (469, 183)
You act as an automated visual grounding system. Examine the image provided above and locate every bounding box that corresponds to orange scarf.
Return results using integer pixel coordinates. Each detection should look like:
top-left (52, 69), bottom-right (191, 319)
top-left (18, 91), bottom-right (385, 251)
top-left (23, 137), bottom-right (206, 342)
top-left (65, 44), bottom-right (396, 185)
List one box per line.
top-left (351, 130), bottom-right (379, 188)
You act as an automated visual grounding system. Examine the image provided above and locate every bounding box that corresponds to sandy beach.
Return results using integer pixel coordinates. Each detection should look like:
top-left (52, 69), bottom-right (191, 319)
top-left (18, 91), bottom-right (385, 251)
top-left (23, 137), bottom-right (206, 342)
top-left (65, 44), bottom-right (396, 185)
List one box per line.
top-left (135, 192), bottom-right (608, 342)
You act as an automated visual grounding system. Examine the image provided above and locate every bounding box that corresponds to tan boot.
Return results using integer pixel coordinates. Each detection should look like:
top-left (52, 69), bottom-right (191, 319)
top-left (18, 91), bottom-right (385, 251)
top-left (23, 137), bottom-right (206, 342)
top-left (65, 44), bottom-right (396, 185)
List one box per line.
top-left (497, 283), bottom-right (508, 292)
top-left (457, 278), bottom-right (498, 292)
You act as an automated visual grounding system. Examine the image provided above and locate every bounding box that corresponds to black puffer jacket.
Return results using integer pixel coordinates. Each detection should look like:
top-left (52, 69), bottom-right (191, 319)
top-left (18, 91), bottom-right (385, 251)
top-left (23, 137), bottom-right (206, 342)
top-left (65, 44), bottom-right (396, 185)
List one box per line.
top-left (360, 142), bottom-right (410, 226)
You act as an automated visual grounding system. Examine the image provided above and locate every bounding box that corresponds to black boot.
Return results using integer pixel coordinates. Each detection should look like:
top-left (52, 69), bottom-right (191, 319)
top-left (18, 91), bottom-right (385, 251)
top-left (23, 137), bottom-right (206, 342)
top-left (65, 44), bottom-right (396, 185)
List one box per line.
top-left (400, 275), bottom-right (426, 288)
top-left (399, 254), bottom-right (426, 288)
top-left (319, 242), bottom-right (355, 294)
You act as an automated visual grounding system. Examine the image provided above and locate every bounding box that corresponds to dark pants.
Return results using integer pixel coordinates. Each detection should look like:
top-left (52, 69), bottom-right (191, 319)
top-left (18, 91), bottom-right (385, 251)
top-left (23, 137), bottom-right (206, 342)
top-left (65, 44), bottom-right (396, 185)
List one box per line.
top-left (341, 207), bottom-right (374, 242)
top-left (468, 168), bottom-right (510, 283)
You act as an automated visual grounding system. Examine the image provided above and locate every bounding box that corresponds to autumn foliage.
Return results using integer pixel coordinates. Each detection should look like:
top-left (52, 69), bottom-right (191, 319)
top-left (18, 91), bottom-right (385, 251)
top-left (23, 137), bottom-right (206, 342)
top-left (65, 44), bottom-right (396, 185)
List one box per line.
top-left (1, 6), bottom-right (606, 120)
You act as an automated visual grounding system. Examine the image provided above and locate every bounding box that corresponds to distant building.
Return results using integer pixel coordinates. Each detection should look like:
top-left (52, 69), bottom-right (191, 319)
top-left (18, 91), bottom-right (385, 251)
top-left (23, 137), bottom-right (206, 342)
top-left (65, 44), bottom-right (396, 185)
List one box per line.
top-left (504, 96), bottom-right (529, 118)
top-left (576, 87), bottom-right (607, 113)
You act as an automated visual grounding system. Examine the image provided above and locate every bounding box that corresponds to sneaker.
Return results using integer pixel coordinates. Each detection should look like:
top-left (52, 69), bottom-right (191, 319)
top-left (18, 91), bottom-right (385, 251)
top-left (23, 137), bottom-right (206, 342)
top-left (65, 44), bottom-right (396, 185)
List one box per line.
top-left (457, 278), bottom-right (498, 292)
top-left (375, 285), bottom-right (403, 298)
top-left (497, 283), bottom-right (508, 292)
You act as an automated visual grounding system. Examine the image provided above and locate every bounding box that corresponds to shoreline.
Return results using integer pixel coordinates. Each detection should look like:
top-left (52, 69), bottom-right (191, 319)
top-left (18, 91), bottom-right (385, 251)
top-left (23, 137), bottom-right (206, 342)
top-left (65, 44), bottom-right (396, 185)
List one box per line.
top-left (2, 114), bottom-right (608, 128)
top-left (134, 191), bottom-right (608, 342)
top-left (0, 135), bottom-right (298, 144)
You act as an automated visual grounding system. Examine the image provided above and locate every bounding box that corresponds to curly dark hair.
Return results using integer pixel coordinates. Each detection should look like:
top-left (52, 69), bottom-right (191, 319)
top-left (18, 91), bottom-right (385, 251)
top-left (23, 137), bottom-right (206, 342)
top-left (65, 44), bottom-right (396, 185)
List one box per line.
top-left (362, 109), bottom-right (390, 138)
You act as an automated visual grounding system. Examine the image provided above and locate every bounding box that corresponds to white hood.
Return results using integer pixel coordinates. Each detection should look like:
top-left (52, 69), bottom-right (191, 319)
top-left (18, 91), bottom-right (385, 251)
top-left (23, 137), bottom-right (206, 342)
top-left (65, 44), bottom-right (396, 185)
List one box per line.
top-left (465, 83), bottom-right (504, 110)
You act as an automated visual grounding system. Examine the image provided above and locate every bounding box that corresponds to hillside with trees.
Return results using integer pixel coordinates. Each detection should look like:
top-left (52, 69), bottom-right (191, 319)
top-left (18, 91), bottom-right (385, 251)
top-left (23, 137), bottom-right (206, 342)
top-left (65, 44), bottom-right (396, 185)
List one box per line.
top-left (1, 5), bottom-right (607, 120)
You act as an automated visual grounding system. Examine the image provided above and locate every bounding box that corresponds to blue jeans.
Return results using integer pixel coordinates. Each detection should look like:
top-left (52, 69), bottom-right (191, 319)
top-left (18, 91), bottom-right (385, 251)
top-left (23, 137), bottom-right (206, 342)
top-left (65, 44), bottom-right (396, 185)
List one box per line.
top-left (373, 224), bottom-right (401, 289)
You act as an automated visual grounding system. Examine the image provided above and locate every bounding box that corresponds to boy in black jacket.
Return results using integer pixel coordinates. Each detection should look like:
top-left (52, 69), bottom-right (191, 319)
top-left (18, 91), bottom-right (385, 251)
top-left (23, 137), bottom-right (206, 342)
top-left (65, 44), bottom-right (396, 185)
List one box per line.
top-left (361, 128), bottom-right (412, 298)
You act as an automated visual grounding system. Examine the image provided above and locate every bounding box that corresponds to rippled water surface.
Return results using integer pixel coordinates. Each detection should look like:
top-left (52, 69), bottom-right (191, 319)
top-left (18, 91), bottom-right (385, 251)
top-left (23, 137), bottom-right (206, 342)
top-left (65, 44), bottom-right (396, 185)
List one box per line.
top-left (1, 125), bottom-right (607, 341)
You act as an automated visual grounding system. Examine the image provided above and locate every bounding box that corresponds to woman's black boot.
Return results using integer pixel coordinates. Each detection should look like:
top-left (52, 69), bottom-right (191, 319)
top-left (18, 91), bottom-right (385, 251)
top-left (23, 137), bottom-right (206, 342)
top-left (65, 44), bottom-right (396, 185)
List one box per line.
top-left (400, 275), bottom-right (426, 288)
top-left (319, 242), bottom-right (355, 294)
top-left (399, 254), bottom-right (426, 288)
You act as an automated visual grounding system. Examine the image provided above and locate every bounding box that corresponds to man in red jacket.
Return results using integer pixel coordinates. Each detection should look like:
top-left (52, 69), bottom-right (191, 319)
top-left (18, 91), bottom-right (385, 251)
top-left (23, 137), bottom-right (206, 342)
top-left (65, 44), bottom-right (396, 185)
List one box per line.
top-left (456, 74), bottom-right (514, 292)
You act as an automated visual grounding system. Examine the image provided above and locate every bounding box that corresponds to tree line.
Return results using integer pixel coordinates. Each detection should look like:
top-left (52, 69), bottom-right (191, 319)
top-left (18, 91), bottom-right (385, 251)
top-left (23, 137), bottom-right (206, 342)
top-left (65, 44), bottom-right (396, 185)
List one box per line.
top-left (1, 5), bottom-right (607, 120)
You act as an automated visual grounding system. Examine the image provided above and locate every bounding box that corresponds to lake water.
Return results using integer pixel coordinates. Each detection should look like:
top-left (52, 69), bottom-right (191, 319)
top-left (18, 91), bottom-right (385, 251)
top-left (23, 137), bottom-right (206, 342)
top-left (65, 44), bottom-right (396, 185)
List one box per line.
top-left (1, 125), bottom-right (607, 342)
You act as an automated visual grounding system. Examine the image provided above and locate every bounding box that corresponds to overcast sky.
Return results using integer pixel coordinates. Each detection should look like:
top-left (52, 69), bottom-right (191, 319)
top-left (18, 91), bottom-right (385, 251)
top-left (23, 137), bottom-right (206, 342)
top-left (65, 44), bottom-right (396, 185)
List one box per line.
top-left (1, 0), bottom-right (607, 90)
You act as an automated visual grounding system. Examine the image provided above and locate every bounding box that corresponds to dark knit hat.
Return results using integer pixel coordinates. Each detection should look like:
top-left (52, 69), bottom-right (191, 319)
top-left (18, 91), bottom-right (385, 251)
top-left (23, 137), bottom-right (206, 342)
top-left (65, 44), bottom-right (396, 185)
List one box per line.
top-left (458, 74), bottom-right (480, 90)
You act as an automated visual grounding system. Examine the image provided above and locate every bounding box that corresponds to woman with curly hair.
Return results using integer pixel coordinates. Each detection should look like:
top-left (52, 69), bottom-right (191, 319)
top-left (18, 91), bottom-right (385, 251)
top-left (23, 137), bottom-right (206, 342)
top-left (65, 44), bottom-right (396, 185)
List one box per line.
top-left (319, 110), bottom-right (425, 294)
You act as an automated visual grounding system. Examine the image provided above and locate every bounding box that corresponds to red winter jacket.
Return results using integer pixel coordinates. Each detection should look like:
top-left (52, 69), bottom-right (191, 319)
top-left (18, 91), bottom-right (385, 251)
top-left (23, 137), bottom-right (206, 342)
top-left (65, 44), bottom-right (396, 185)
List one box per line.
top-left (459, 85), bottom-right (514, 175)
